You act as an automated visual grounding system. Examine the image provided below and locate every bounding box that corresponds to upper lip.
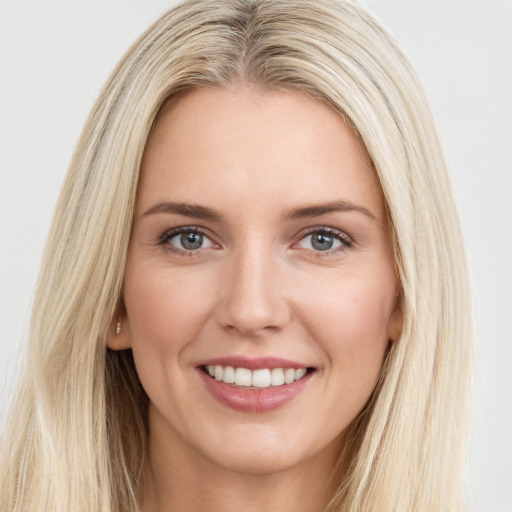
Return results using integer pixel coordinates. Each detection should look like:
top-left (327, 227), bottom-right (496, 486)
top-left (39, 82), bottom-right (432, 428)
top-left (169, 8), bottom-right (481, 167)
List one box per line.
top-left (196, 356), bottom-right (312, 371)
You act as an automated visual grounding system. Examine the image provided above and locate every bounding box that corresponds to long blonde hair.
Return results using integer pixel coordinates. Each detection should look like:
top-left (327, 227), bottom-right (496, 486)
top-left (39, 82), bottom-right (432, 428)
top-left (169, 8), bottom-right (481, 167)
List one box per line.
top-left (0, 1), bottom-right (473, 510)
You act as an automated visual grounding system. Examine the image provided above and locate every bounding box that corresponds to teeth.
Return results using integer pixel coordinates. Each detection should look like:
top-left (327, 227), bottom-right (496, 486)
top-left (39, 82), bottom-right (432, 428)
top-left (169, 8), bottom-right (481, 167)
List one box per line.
top-left (234, 367), bottom-right (252, 386)
top-left (252, 369), bottom-right (271, 388)
top-left (223, 366), bottom-right (235, 384)
top-left (284, 368), bottom-right (295, 384)
top-left (205, 365), bottom-right (309, 388)
top-left (271, 368), bottom-right (285, 386)
top-left (295, 368), bottom-right (307, 380)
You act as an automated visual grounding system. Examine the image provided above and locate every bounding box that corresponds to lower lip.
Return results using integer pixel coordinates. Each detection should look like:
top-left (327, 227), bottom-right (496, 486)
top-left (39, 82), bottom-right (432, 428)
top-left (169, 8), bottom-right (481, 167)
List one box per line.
top-left (198, 369), bottom-right (313, 413)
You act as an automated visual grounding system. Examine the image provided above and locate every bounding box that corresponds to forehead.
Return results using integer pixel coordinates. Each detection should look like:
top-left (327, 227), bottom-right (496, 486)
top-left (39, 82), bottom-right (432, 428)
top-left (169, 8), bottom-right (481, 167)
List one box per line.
top-left (138, 86), bottom-right (385, 220)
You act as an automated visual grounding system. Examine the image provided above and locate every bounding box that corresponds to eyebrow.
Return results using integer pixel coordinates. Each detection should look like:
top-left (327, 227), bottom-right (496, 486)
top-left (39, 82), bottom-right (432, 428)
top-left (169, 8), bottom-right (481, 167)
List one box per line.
top-left (142, 201), bottom-right (222, 221)
top-left (286, 200), bottom-right (376, 221)
top-left (142, 199), bottom-right (376, 222)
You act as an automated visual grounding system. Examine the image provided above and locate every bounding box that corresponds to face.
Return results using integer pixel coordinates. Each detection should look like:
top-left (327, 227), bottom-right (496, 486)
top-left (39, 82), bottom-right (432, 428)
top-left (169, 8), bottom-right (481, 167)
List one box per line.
top-left (110, 86), bottom-right (401, 476)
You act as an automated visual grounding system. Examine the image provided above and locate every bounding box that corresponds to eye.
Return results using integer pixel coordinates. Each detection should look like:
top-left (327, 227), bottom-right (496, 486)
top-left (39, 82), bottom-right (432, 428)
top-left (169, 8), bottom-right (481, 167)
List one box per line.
top-left (296, 228), bottom-right (351, 253)
top-left (160, 227), bottom-right (215, 253)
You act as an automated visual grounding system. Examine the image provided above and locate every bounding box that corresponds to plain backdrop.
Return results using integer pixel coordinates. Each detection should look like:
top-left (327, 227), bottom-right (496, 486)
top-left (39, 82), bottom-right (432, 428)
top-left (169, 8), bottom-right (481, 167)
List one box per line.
top-left (0, 1), bottom-right (511, 510)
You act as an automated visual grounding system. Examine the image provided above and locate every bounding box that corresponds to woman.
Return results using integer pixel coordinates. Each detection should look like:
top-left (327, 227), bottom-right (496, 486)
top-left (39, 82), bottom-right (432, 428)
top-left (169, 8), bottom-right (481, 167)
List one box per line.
top-left (0, 0), bottom-right (473, 511)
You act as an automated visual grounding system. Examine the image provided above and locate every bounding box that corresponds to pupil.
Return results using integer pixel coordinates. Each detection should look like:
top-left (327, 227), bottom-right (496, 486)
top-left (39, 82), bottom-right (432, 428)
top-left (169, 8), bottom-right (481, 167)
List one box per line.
top-left (312, 233), bottom-right (333, 251)
top-left (181, 232), bottom-right (203, 250)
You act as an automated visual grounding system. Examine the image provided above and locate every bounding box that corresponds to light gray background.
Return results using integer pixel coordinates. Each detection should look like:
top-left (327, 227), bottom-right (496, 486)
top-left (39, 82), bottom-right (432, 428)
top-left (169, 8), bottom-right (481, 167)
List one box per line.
top-left (0, 1), bottom-right (511, 510)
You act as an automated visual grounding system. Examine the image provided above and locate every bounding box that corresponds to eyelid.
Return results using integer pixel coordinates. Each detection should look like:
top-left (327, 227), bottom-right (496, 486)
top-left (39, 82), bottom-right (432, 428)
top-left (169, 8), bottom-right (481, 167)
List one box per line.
top-left (156, 225), bottom-right (352, 256)
top-left (158, 225), bottom-right (219, 254)
top-left (292, 226), bottom-right (353, 254)
top-left (159, 225), bottom-right (208, 243)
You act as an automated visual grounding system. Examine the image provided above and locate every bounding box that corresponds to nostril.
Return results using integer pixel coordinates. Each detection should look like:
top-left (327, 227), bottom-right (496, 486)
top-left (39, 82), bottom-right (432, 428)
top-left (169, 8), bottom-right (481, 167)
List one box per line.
top-left (214, 271), bottom-right (291, 335)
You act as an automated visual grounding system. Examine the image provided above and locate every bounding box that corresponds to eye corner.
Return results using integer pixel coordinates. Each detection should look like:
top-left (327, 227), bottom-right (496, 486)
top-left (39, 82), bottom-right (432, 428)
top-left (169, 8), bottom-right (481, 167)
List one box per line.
top-left (292, 226), bottom-right (353, 256)
top-left (157, 225), bottom-right (220, 255)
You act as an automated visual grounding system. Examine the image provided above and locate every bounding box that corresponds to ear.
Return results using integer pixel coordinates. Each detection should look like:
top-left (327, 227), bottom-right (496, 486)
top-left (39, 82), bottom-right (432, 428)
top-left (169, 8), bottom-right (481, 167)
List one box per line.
top-left (387, 294), bottom-right (403, 342)
top-left (107, 305), bottom-right (132, 350)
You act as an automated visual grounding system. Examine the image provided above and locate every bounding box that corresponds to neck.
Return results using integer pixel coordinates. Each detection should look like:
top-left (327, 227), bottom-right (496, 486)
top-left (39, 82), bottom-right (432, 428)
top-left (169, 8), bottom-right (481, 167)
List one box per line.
top-left (141, 411), bottom-right (344, 512)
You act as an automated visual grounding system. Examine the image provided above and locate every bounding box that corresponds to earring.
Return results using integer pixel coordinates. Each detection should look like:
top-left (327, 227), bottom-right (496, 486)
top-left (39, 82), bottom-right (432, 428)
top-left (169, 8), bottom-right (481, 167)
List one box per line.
top-left (115, 321), bottom-right (122, 335)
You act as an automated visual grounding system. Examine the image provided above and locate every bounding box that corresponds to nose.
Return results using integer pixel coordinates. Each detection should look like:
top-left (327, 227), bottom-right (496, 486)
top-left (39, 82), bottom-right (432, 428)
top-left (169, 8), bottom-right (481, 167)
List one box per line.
top-left (214, 243), bottom-right (291, 337)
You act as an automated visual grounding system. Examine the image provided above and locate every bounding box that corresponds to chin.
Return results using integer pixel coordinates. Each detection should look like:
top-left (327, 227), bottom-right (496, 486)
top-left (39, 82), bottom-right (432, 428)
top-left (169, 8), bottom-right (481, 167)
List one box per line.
top-left (204, 445), bottom-right (311, 476)
top-left (194, 424), bottom-right (343, 477)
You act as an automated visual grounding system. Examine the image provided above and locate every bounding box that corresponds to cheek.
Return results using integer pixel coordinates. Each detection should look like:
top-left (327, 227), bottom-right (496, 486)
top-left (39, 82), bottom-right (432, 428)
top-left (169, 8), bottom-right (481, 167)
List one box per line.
top-left (123, 258), bottom-right (216, 361)
top-left (299, 270), bottom-right (395, 388)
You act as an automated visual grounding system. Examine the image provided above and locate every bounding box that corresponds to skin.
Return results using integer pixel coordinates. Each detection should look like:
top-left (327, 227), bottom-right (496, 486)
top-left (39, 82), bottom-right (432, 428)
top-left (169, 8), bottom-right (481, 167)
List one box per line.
top-left (109, 85), bottom-right (402, 512)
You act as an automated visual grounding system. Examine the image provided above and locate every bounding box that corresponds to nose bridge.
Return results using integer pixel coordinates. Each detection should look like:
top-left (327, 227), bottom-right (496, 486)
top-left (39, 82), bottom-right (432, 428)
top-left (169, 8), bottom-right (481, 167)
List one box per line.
top-left (216, 237), bottom-right (290, 336)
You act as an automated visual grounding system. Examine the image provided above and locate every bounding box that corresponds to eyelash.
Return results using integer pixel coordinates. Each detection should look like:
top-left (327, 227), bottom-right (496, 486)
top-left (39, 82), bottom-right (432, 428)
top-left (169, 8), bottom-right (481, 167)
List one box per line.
top-left (158, 226), bottom-right (213, 256)
top-left (157, 226), bottom-right (353, 257)
top-left (294, 227), bottom-right (353, 257)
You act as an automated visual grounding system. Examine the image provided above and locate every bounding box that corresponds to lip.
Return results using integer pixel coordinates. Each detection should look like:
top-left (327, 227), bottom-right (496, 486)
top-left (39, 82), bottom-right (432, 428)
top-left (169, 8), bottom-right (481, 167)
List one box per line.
top-left (196, 357), bottom-right (315, 413)
top-left (196, 356), bottom-right (309, 371)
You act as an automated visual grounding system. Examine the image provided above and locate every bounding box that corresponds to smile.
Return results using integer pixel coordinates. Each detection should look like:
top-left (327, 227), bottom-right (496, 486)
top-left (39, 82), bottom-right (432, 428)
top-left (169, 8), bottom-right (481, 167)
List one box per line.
top-left (198, 359), bottom-right (315, 413)
top-left (203, 365), bottom-right (309, 388)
